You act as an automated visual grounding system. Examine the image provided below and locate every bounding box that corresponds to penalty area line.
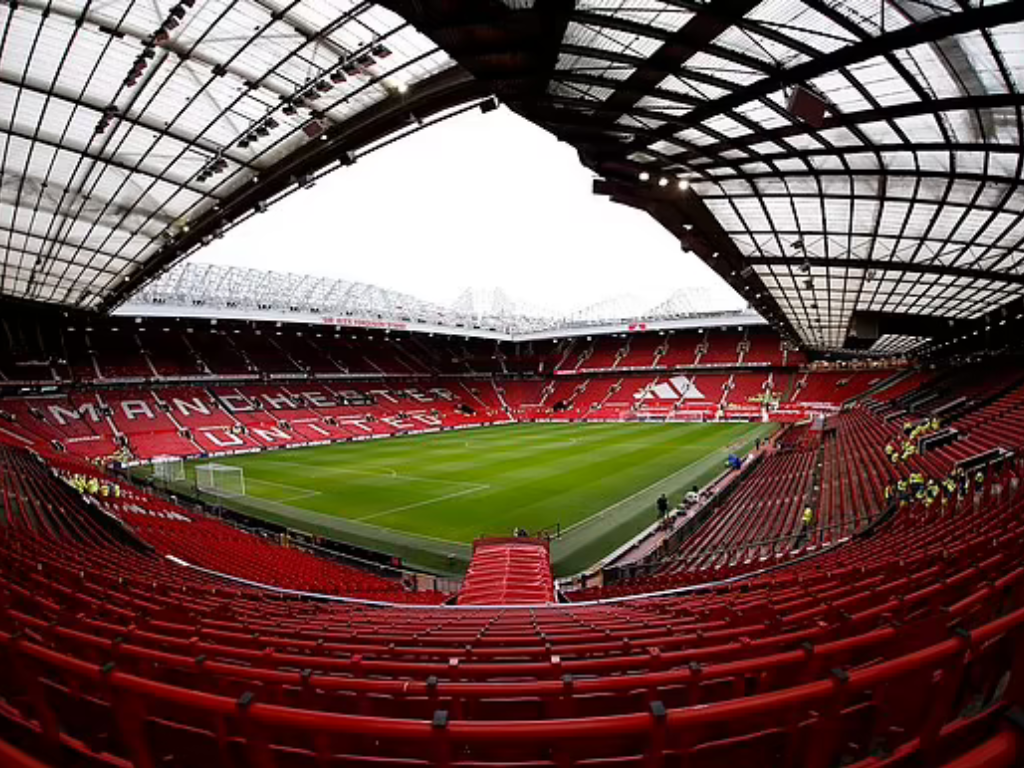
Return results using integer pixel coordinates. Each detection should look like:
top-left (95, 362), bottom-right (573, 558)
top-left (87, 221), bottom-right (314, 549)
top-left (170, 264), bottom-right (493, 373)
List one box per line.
top-left (244, 477), bottom-right (322, 503)
top-left (355, 483), bottom-right (491, 521)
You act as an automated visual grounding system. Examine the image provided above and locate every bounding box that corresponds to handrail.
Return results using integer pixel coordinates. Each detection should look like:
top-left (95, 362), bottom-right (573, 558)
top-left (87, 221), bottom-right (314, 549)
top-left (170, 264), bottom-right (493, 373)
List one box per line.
top-left (0, 738), bottom-right (48, 768)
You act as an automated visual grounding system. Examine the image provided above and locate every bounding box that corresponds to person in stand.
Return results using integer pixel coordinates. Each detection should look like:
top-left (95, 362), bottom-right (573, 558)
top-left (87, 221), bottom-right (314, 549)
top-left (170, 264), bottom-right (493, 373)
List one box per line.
top-left (656, 493), bottom-right (669, 520)
top-left (943, 476), bottom-right (957, 512)
top-left (898, 478), bottom-right (911, 507)
top-left (800, 507), bottom-right (815, 539)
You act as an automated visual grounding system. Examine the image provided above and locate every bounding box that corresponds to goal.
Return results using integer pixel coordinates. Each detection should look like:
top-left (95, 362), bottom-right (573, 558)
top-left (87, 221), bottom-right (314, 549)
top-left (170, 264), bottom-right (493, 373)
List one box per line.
top-left (151, 456), bottom-right (185, 483)
top-left (195, 463), bottom-right (246, 498)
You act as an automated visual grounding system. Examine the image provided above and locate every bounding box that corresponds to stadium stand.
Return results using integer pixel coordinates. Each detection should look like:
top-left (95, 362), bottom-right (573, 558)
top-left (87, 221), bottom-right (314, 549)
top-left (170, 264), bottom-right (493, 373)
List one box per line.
top-left (1, 421), bottom-right (1023, 764)
top-left (2, 330), bottom-right (1024, 766)
top-left (2, 0), bottom-right (1024, 761)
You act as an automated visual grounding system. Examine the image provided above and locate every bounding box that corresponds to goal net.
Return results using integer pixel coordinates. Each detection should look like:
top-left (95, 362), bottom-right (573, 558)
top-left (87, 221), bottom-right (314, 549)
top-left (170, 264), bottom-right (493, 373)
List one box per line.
top-left (152, 456), bottom-right (185, 483)
top-left (195, 463), bottom-right (246, 498)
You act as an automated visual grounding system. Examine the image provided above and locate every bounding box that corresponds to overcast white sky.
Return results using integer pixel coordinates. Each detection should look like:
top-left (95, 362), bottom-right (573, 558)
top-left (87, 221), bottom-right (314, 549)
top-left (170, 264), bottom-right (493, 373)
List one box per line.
top-left (189, 106), bottom-right (746, 318)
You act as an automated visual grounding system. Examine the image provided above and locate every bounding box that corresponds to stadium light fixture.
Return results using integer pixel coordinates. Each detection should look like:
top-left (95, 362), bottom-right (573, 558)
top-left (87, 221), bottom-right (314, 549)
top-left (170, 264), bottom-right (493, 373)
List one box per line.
top-left (658, 177), bottom-right (669, 187)
top-left (638, 171), bottom-right (650, 182)
top-left (677, 179), bottom-right (690, 190)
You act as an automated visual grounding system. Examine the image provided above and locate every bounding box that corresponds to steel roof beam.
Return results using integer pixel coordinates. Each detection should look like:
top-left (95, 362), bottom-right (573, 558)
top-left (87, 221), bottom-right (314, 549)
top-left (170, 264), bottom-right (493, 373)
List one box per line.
top-left (13, 0), bottom-right (298, 106)
top-left (746, 256), bottom-right (1024, 286)
top-left (568, 9), bottom-right (773, 76)
top-left (701, 165), bottom-right (1022, 188)
top-left (0, 73), bottom-right (252, 174)
top-left (98, 66), bottom-right (485, 312)
top-left (0, 116), bottom-right (218, 196)
top-left (642, 0), bottom-right (1024, 143)
top-left (0, 233), bottom-right (126, 269)
top-left (673, 93), bottom-right (1024, 163)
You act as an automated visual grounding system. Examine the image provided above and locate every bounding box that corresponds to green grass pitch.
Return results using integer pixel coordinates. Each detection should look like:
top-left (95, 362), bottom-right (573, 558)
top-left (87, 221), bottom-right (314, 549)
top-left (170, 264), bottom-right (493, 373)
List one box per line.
top-left (173, 422), bottom-right (774, 576)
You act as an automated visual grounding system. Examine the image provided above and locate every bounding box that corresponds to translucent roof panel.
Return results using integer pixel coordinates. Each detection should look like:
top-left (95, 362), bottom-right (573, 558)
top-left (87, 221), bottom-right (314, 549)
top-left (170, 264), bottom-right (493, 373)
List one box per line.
top-left (0, 0), bottom-right (452, 307)
top-left (530, 0), bottom-right (1024, 349)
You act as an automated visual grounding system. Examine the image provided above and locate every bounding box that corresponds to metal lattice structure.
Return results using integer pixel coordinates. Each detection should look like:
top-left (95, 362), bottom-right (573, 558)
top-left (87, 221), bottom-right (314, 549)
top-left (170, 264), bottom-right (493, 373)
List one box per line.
top-left (2, 0), bottom-right (1023, 353)
top-left (868, 334), bottom-right (931, 356)
top-left (0, 0), bottom-right (474, 308)
top-left (137, 260), bottom-right (465, 321)
top-left (122, 261), bottom-right (756, 334)
top-left (379, 0), bottom-right (1024, 351)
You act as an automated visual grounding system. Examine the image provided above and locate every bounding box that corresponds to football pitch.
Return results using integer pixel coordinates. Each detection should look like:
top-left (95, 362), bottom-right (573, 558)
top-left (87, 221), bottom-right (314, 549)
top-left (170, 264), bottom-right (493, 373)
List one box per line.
top-left (172, 422), bottom-right (774, 576)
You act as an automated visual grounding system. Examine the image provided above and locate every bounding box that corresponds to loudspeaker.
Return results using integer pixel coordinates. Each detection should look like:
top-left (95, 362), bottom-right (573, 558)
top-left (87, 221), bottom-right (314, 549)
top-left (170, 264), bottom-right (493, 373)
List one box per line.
top-left (850, 315), bottom-right (880, 340)
top-left (787, 86), bottom-right (828, 128)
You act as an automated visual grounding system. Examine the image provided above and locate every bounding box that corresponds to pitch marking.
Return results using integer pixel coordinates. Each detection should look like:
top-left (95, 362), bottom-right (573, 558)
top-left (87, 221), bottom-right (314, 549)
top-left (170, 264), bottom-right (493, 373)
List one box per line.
top-left (245, 477), bottom-right (321, 503)
top-left (355, 483), bottom-right (491, 521)
top-left (559, 423), bottom-right (765, 536)
top-left (259, 460), bottom-right (471, 486)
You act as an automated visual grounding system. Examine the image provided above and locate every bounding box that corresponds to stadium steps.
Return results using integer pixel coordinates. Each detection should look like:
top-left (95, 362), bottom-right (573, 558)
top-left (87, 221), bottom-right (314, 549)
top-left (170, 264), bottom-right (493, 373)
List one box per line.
top-left (458, 537), bottom-right (555, 605)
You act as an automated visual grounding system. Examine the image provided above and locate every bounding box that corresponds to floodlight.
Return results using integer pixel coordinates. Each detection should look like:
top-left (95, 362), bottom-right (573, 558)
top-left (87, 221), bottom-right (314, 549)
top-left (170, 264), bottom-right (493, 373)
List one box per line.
top-left (658, 177), bottom-right (669, 187)
top-left (638, 171), bottom-right (650, 181)
top-left (677, 179), bottom-right (690, 190)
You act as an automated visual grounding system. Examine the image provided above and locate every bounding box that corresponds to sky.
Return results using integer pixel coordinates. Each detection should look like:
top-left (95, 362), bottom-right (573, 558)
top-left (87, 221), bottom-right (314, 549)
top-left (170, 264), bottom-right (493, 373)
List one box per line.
top-left (188, 105), bottom-right (746, 319)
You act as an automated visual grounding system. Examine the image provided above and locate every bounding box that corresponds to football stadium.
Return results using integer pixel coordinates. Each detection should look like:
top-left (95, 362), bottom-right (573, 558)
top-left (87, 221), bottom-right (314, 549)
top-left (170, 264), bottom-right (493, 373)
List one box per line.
top-left (1, 0), bottom-right (1024, 766)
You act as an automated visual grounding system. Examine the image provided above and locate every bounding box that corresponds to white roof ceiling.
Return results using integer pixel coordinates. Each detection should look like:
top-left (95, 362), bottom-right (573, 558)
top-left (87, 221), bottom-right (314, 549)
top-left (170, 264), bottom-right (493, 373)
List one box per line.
top-left (542, 0), bottom-right (1024, 348)
top-left (0, 0), bottom-right (452, 307)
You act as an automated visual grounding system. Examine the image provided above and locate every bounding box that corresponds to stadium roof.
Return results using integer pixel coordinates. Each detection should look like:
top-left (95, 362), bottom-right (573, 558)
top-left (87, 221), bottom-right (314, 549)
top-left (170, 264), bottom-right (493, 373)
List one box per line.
top-left (118, 260), bottom-right (766, 338)
top-left (0, 0), bottom-right (481, 308)
top-left (2, 0), bottom-right (1023, 352)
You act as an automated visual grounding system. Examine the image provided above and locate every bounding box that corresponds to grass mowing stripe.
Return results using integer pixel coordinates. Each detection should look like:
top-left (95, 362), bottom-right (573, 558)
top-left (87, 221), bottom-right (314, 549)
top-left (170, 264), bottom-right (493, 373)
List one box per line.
top-left (355, 483), bottom-right (491, 521)
top-left (172, 422), bottom-right (777, 575)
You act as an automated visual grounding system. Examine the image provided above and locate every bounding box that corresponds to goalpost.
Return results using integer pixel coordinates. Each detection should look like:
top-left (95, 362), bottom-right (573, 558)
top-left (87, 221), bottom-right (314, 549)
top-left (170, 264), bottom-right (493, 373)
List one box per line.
top-left (151, 456), bottom-right (185, 483)
top-left (195, 463), bottom-right (246, 498)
